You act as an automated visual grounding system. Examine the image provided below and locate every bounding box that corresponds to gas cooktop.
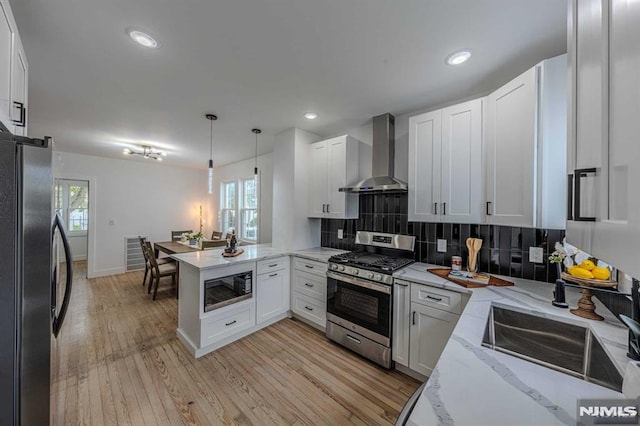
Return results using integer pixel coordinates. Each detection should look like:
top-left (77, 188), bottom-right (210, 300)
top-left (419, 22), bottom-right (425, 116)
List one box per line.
top-left (328, 251), bottom-right (414, 273)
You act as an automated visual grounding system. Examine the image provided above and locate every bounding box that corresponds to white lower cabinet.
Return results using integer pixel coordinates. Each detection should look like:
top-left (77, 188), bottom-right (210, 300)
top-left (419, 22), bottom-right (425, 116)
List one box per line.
top-left (256, 257), bottom-right (290, 324)
top-left (392, 280), bottom-right (411, 367)
top-left (200, 300), bottom-right (256, 348)
top-left (291, 257), bottom-right (328, 329)
top-left (394, 279), bottom-right (463, 377)
top-left (408, 302), bottom-right (458, 377)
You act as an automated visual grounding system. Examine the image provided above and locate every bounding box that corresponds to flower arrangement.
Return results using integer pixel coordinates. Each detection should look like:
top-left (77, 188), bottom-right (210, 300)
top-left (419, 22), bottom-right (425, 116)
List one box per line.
top-left (183, 232), bottom-right (203, 241)
top-left (549, 238), bottom-right (612, 281)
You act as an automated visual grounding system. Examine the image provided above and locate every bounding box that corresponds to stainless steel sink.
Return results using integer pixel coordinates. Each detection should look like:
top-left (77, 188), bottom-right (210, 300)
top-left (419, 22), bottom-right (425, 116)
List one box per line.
top-left (482, 305), bottom-right (623, 392)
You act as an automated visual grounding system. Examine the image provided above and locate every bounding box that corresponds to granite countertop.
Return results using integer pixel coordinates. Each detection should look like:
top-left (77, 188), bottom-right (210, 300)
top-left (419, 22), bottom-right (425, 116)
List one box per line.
top-left (171, 244), bottom-right (287, 269)
top-left (396, 263), bottom-right (632, 426)
top-left (171, 245), bottom-right (348, 270)
top-left (290, 247), bottom-right (349, 263)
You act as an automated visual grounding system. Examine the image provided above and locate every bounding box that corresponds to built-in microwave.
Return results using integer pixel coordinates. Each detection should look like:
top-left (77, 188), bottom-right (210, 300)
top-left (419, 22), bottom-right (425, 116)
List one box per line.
top-left (203, 271), bottom-right (252, 312)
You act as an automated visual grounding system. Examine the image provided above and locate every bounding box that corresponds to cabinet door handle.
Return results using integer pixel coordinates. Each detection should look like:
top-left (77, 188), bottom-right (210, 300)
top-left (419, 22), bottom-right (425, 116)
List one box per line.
top-left (322, 204), bottom-right (326, 213)
top-left (327, 204), bottom-right (330, 213)
top-left (268, 263), bottom-right (278, 267)
top-left (412, 311), bottom-right (416, 326)
top-left (574, 168), bottom-right (597, 222)
top-left (12, 101), bottom-right (26, 127)
top-left (434, 202), bottom-right (438, 215)
top-left (225, 320), bottom-right (237, 326)
top-left (567, 174), bottom-right (574, 221)
top-left (426, 295), bottom-right (443, 302)
top-left (346, 334), bottom-right (361, 345)
top-left (486, 201), bottom-right (492, 216)
top-left (269, 273), bottom-right (278, 277)
top-left (442, 202), bottom-right (447, 215)
top-left (304, 305), bottom-right (314, 311)
top-left (304, 265), bottom-right (314, 269)
top-left (304, 283), bottom-right (314, 287)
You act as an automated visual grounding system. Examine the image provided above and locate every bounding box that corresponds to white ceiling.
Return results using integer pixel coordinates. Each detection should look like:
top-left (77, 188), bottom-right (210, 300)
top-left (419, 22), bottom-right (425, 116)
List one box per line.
top-left (10, 0), bottom-right (566, 169)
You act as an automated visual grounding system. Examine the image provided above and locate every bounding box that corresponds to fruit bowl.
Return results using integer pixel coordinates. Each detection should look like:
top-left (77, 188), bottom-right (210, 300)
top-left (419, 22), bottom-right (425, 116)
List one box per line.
top-left (560, 272), bottom-right (617, 288)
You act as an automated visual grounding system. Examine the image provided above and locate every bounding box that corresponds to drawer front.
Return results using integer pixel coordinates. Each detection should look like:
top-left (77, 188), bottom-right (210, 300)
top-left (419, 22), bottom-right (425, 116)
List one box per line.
top-left (410, 283), bottom-right (462, 314)
top-left (293, 257), bottom-right (327, 276)
top-left (292, 292), bottom-right (326, 327)
top-left (200, 302), bottom-right (255, 347)
top-left (257, 256), bottom-right (290, 275)
top-left (293, 270), bottom-right (326, 300)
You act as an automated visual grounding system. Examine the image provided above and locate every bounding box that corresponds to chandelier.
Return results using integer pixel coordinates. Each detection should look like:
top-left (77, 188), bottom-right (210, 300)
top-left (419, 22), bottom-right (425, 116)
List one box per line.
top-left (122, 146), bottom-right (167, 161)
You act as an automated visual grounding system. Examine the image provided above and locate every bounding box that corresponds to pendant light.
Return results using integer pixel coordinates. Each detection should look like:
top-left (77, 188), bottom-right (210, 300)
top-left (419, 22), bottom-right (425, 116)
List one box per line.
top-left (205, 114), bottom-right (217, 194)
top-left (252, 128), bottom-right (261, 243)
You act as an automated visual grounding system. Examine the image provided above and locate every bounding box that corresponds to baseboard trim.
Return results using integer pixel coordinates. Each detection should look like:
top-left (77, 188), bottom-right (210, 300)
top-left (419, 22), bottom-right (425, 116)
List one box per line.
top-left (89, 267), bottom-right (126, 279)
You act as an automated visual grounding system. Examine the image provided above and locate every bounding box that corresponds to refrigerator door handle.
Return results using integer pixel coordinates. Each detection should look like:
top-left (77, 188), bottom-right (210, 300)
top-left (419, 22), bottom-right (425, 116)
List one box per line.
top-left (51, 213), bottom-right (73, 338)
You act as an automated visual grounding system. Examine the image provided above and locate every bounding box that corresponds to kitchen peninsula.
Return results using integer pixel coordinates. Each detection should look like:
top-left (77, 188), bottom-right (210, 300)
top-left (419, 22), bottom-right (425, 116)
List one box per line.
top-left (170, 245), bottom-right (343, 357)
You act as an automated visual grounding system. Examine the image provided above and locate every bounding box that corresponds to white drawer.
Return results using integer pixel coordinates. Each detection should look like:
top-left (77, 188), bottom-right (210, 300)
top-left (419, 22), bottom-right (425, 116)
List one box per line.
top-left (293, 257), bottom-right (327, 276)
top-left (292, 270), bottom-right (326, 300)
top-left (410, 283), bottom-right (463, 314)
top-left (292, 292), bottom-right (326, 327)
top-left (257, 256), bottom-right (290, 275)
top-left (200, 301), bottom-right (255, 347)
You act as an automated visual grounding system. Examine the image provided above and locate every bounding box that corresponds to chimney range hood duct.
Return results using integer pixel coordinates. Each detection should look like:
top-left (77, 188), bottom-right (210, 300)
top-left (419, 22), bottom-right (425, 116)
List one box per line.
top-left (339, 113), bottom-right (408, 193)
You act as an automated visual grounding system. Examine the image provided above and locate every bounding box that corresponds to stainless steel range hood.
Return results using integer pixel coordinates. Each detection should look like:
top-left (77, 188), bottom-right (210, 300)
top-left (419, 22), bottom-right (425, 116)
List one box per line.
top-left (339, 113), bottom-right (408, 193)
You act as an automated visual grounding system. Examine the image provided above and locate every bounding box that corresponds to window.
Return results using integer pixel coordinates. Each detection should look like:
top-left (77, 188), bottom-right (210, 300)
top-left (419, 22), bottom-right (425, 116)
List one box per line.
top-left (220, 181), bottom-right (236, 234)
top-left (240, 178), bottom-right (257, 241)
top-left (54, 179), bottom-right (89, 234)
top-left (219, 177), bottom-right (259, 242)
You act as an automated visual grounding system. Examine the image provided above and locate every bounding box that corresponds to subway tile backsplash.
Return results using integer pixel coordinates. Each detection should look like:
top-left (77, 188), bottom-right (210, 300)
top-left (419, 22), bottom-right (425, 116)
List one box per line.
top-left (320, 193), bottom-right (565, 284)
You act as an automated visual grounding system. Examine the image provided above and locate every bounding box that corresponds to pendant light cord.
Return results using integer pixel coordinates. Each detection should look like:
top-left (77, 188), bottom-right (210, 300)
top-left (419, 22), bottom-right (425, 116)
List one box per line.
top-left (209, 119), bottom-right (213, 160)
top-left (254, 133), bottom-right (258, 172)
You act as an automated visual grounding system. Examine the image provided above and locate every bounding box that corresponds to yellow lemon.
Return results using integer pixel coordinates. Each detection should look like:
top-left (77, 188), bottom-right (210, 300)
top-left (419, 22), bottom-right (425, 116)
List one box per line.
top-left (579, 259), bottom-right (596, 271)
top-left (592, 267), bottom-right (611, 280)
top-left (568, 266), bottom-right (595, 279)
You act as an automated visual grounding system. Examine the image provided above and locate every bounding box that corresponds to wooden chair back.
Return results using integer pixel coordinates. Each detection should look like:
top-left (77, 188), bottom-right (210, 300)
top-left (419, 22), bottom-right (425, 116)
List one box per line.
top-left (144, 241), bottom-right (160, 272)
top-left (201, 240), bottom-right (227, 250)
top-left (138, 236), bottom-right (149, 261)
top-left (211, 231), bottom-right (223, 240)
top-left (171, 230), bottom-right (193, 241)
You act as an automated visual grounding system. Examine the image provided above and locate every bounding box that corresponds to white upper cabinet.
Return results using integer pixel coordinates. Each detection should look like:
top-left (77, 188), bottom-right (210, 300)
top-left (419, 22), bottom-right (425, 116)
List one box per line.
top-left (0, 0), bottom-right (28, 134)
top-left (485, 55), bottom-right (567, 229)
top-left (307, 135), bottom-right (360, 219)
top-left (567, 0), bottom-right (640, 278)
top-left (409, 98), bottom-right (483, 223)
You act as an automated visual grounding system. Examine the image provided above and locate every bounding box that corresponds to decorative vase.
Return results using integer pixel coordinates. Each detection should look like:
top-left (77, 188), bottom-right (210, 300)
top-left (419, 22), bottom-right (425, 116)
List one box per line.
top-left (189, 238), bottom-right (197, 245)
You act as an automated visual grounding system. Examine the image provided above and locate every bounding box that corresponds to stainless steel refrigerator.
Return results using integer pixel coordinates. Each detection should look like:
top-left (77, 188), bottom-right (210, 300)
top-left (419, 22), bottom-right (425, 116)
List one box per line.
top-left (0, 124), bottom-right (73, 425)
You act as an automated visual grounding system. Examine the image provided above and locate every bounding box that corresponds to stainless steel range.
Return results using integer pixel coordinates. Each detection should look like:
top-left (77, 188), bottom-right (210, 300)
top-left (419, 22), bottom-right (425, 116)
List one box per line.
top-left (326, 231), bottom-right (415, 368)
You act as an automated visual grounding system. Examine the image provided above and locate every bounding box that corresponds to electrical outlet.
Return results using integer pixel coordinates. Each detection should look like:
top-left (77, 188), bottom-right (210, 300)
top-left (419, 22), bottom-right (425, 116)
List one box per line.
top-left (337, 229), bottom-right (344, 239)
top-left (529, 247), bottom-right (544, 263)
top-left (437, 239), bottom-right (447, 253)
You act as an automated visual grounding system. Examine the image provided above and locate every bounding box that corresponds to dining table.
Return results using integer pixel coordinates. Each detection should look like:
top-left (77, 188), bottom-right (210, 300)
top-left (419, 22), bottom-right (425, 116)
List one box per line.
top-left (153, 240), bottom-right (200, 258)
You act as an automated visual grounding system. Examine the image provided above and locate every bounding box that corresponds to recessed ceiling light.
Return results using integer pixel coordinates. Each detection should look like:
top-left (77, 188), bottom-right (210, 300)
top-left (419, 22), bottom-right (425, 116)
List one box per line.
top-left (446, 50), bottom-right (471, 66)
top-left (128, 29), bottom-right (159, 48)
top-left (304, 112), bottom-right (318, 120)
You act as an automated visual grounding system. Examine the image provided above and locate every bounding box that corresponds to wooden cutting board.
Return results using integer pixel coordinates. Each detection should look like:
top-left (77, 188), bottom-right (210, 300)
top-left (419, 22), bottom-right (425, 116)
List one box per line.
top-left (222, 248), bottom-right (244, 258)
top-left (428, 268), bottom-right (514, 288)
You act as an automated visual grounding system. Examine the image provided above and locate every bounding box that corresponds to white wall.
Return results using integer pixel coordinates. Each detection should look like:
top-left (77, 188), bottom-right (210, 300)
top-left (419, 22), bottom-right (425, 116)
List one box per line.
top-left (68, 235), bottom-right (87, 260)
top-left (53, 151), bottom-right (212, 277)
top-left (210, 153), bottom-right (273, 243)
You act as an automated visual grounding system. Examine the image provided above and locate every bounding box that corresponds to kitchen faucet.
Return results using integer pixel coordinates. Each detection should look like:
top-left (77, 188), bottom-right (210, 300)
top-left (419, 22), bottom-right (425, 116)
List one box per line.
top-left (552, 263), bottom-right (640, 361)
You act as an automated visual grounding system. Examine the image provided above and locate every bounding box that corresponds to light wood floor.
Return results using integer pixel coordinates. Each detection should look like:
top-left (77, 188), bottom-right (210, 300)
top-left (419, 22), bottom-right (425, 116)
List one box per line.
top-left (51, 262), bottom-right (420, 425)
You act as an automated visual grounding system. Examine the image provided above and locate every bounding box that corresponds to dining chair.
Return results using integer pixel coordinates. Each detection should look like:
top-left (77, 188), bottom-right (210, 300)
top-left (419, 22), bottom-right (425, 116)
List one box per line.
top-left (171, 230), bottom-right (193, 241)
top-left (139, 236), bottom-right (173, 288)
top-left (201, 240), bottom-right (227, 250)
top-left (211, 230), bottom-right (223, 240)
top-left (145, 241), bottom-right (178, 300)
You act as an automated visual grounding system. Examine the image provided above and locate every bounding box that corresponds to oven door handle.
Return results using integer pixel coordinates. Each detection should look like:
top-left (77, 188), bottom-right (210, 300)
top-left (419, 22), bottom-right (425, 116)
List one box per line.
top-left (327, 271), bottom-right (391, 294)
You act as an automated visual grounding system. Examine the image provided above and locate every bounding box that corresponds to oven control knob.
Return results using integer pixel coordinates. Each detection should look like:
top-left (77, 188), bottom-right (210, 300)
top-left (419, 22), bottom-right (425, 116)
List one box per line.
top-left (367, 272), bottom-right (374, 279)
top-left (353, 269), bottom-right (359, 275)
top-left (374, 274), bottom-right (382, 281)
top-left (331, 264), bottom-right (338, 270)
top-left (338, 265), bottom-right (345, 272)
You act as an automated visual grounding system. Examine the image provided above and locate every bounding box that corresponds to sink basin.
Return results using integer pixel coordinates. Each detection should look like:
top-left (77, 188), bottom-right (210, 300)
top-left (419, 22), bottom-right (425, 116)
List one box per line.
top-left (482, 305), bottom-right (623, 392)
